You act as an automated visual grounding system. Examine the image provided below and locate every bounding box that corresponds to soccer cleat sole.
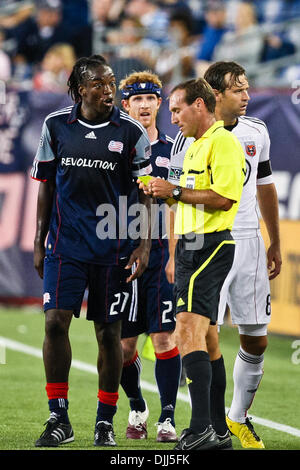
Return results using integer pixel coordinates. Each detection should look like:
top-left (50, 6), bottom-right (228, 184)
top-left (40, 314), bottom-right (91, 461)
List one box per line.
top-left (35, 434), bottom-right (74, 447)
top-left (216, 432), bottom-right (233, 450)
top-left (174, 426), bottom-right (220, 451)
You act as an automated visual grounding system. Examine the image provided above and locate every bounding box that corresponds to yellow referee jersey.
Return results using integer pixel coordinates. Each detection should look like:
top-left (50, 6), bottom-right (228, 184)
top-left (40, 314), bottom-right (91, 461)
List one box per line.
top-left (175, 121), bottom-right (245, 235)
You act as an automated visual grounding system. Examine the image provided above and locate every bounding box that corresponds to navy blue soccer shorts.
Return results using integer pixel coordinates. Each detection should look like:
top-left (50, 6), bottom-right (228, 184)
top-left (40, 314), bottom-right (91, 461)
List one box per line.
top-left (43, 254), bottom-right (137, 323)
top-left (121, 242), bottom-right (176, 338)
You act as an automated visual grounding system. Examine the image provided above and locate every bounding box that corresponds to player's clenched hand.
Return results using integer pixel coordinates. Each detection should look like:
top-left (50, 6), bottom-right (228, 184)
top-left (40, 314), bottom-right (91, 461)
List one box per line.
top-left (165, 256), bottom-right (175, 284)
top-left (137, 176), bottom-right (155, 197)
top-left (34, 243), bottom-right (45, 279)
top-left (125, 245), bottom-right (150, 282)
top-left (267, 242), bottom-right (282, 280)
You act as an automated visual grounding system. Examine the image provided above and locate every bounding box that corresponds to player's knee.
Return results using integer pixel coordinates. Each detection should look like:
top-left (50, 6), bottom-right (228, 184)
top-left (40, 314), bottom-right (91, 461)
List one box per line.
top-left (240, 334), bottom-right (268, 356)
top-left (45, 309), bottom-right (72, 338)
top-left (121, 337), bottom-right (138, 362)
top-left (206, 339), bottom-right (221, 361)
top-left (175, 318), bottom-right (192, 351)
top-left (95, 321), bottom-right (121, 350)
top-left (175, 313), bottom-right (208, 355)
top-left (150, 331), bottom-right (175, 354)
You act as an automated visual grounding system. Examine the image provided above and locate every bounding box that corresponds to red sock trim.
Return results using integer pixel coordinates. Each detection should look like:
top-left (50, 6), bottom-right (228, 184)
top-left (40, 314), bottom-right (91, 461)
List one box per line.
top-left (46, 382), bottom-right (69, 400)
top-left (97, 390), bottom-right (119, 406)
top-left (155, 346), bottom-right (180, 360)
top-left (123, 350), bottom-right (138, 367)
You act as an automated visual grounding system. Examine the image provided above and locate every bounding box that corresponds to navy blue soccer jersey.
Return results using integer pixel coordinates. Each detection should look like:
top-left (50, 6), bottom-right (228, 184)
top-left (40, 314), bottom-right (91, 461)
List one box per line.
top-left (149, 131), bottom-right (173, 248)
top-left (31, 104), bottom-right (152, 265)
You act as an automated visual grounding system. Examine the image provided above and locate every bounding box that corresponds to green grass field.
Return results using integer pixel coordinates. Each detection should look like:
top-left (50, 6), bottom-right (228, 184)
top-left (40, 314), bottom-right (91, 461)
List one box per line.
top-left (0, 306), bottom-right (300, 452)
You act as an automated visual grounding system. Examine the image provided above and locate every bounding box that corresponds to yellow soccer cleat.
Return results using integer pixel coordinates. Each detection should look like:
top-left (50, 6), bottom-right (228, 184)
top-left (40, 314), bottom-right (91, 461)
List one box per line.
top-left (226, 416), bottom-right (265, 449)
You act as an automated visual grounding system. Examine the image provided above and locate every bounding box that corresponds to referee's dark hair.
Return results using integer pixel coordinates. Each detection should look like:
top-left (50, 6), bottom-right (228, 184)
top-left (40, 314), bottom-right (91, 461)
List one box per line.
top-left (67, 55), bottom-right (108, 103)
top-left (170, 78), bottom-right (216, 114)
top-left (204, 61), bottom-right (246, 93)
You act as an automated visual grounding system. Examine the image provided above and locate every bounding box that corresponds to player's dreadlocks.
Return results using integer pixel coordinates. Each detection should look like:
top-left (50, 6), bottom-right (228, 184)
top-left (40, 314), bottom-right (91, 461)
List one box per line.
top-left (67, 55), bottom-right (108, 103)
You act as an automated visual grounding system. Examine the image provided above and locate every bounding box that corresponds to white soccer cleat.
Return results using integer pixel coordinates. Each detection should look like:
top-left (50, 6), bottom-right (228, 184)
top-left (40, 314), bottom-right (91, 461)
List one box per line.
top-left (126, 402), bottom-right (149, 439)
top-left (156, 418), bottom-right (178, 442)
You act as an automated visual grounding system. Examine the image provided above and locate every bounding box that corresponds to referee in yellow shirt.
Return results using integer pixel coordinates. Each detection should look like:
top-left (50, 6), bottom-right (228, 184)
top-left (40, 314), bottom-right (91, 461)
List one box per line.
top-left (141, 78), bottom-right (245, 450)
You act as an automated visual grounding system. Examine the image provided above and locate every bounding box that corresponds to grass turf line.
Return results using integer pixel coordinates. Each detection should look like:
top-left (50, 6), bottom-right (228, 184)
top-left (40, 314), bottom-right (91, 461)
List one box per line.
top-left (0, 308), bottom-right (300, 450)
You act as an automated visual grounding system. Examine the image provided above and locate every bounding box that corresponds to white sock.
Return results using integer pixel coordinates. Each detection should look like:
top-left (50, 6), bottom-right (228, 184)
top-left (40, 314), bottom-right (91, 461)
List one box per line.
top-left (228, 347), bottom-right (264, 423)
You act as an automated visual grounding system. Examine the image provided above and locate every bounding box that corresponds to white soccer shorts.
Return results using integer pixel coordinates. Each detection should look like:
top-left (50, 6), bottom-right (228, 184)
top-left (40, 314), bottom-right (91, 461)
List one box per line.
top-left (218, 231), bottom-right (271, 326)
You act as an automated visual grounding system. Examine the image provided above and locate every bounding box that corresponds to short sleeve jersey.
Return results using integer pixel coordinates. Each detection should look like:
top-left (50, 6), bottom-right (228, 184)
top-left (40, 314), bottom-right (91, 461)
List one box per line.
top-left (169, 116), bottom-right (273, 237)
top-left (174, 121), bottom-right (245, 235)
top-left (149, 131), bottom-right (173, 248)
top-left (168, 132), bottom-right (193, 186)
top-left (229, 116), bottom-right (273, 236)
top-left (31, 104), bottom-right (152, 265)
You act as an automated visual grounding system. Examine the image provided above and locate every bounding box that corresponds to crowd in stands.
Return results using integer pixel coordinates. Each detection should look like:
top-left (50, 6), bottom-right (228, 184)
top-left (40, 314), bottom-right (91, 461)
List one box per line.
top-left (1, 0), bottom-right (300, 93)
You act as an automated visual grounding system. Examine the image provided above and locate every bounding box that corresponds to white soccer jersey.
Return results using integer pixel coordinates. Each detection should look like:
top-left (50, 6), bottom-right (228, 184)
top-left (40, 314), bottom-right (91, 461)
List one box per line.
top-left (168, 117), bottom-right (273, 238)
top-left (168, 132), bottom-right (194, 185)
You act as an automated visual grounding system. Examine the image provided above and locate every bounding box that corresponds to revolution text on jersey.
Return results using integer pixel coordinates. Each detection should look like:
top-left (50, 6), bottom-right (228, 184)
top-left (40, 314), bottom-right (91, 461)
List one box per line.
top-left (31, 104), bottom-right (152, 265)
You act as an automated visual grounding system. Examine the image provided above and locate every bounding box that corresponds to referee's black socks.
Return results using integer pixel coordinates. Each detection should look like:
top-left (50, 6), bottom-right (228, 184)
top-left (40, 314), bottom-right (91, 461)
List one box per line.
top-left (210, 355), bottom-right (227, 436)
top-left (182, 350), bottom-right (212, 433)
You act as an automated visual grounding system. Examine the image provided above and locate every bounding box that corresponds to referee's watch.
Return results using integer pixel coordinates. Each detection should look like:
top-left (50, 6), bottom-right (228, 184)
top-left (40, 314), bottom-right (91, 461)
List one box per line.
top-left (172, 186), bottom-right (182, 201)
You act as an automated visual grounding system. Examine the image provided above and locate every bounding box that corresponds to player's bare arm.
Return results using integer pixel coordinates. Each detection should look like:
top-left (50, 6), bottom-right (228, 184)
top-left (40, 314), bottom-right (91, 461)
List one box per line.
top-left (34, 180), bottom-right (55, 279)
top-left (257, 183), bottom-right (282, 280)
top-left (165, 207), bottom-right (177, 284)
top-left (125, 189), bottom-right (152, 282)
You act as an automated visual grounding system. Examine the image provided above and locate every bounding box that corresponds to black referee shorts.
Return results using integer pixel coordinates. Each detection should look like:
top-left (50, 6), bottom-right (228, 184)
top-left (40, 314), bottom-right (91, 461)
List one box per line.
top-left (174, 230), bottom-right (235, 324)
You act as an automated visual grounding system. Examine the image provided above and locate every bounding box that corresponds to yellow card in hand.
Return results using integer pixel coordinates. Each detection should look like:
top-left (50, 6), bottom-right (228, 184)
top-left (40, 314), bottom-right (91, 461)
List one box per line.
top-left (138, 175), bottom-right (153, 186)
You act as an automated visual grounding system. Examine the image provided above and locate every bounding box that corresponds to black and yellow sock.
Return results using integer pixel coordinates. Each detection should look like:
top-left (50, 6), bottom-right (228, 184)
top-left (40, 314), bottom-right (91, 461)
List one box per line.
top-left (183, 350), bottom-right (212, 433)
top-left (210, 355), bottom-right (227, 435)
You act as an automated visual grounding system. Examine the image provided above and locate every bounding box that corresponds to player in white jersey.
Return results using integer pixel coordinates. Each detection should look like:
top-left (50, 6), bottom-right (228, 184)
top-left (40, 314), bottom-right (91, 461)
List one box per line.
top-left (168, 62), bottom-right (282, 449)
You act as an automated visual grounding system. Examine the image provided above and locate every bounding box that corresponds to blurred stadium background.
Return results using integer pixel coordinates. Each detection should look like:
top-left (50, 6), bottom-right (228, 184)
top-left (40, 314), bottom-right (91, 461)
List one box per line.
top-left (0, 0), bottom-right (300, 450)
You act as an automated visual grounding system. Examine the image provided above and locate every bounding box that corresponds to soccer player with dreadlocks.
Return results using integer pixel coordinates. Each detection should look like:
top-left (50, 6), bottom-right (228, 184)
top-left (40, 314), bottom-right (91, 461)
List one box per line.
top-left (31, 55), bottom-right (152, 448)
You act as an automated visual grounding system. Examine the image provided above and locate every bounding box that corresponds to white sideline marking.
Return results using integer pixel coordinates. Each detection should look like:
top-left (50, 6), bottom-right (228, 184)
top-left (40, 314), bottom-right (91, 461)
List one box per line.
top-left (2, 336), bottom-right (300, 438)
